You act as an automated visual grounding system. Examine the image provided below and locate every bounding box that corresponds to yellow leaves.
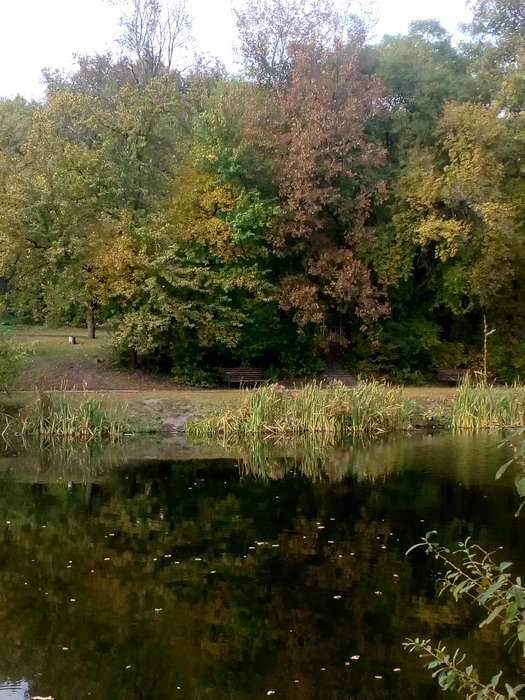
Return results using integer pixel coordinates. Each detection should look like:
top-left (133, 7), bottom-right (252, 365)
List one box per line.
top-left (415, 215), bottom-right (471, 261)
top-left (397, 147), bottom-right (441, 209)
top-left (168, 160), bottom-right (240, 261)
top-left (86, 216), bottom-right (138, 303)
top-left (441, 101), bottom-right (503, 151)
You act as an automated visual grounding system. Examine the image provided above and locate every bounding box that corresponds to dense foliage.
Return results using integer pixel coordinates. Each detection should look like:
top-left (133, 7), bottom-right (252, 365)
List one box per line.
top-left (0, 0), bottom-right (524, 382)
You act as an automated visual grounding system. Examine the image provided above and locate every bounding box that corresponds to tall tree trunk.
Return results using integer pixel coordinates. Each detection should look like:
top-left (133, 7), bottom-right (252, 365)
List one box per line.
top-left (482, 310), bottom-right (496, 383)
top-left (87, 304), bottom-right (96, 339)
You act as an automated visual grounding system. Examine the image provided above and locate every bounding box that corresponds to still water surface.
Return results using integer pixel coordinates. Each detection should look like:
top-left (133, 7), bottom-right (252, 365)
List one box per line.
top-left (0, 432), bottom-right (523, 699)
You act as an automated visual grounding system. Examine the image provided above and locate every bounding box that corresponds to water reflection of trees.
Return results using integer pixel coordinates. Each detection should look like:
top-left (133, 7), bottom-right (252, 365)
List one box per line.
top-left (0, 447), bottom-right (520, 699)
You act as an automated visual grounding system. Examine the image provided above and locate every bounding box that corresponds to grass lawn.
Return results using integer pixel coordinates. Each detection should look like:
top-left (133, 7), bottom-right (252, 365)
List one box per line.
top-left (6, 325), bottom-right (171, 391)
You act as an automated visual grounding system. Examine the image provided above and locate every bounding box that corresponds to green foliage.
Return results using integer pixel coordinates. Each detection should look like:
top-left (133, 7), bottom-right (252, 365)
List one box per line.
top-left (171, 360), bottom-right (219, 388)
top-left (404, 638), bottom-right (524, 699)
top-left (0, 335), bottom-right (28, 393)
top-left (405, 532), bottom-right (525, 698)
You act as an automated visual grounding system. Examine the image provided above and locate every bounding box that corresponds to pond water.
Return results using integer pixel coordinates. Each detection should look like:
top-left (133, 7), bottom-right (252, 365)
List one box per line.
top-left (0, 432), bottom-right (523, 700)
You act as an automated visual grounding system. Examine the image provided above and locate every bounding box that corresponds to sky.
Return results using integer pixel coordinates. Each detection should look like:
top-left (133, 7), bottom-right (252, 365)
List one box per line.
top-left (0, 0), bottom-right (473, 100)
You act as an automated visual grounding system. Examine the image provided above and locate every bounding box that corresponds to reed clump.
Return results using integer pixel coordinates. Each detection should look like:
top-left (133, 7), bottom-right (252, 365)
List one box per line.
top-left (450, 376), bottom-right (525, 429)
top-left (186, 380), bottom-right (415, 438)
top-left (10, 391), bottom-right (130, 439)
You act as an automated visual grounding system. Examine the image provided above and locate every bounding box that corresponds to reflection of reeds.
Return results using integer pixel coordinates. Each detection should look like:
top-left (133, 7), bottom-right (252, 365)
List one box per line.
top-left (234, 433), bottom-right (405, 483)
top-left (451, 376), bottom-right (525, 429)
top-left (187, 381), bottom-right (415, 439)
top-left (0, 435), bottom-right (132, 480)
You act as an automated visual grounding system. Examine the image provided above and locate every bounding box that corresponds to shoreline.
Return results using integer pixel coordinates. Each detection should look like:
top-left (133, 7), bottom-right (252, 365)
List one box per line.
top-left (2, 386), bottom-right (456, 435)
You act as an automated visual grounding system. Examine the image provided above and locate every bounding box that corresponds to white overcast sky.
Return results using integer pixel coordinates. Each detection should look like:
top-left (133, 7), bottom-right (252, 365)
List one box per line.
top-left (0, 0), bottom-right (472, 100)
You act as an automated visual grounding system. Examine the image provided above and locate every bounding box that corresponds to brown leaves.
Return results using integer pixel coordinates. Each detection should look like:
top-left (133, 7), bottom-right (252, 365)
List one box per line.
top-left (259, 33), bottom-right (388, 329)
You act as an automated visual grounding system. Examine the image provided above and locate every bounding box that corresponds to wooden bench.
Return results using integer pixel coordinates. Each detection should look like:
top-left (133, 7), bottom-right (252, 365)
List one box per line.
top-left (222, 368), bottom-right (263, 388)
top-left (437, 368), bottom-right (468, 384)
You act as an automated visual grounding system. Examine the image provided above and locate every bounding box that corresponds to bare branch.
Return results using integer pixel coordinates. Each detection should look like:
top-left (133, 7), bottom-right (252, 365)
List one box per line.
top-left (119, 0), bottom-right (192, 82)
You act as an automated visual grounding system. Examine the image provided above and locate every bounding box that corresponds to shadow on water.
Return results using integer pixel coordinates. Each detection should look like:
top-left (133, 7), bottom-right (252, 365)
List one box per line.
top-left (0, 431), bottom-right (523, 699)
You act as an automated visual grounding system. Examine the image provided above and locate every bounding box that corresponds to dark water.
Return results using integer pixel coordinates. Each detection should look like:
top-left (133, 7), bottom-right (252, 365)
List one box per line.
top-left (0, 432), bottom-right (523, 700)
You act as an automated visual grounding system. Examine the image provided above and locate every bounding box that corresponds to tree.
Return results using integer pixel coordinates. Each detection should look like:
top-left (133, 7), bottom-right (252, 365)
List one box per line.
top-left (261, 26), bottom-right (389, 337)
top-left (0, 71), bottom-right (188, 337)
top-left (365, 21), bottom-right (475, 162)
top-left (235, 0), bottom-right (358, 86)
top-left (381, 100), bottom-right (525, 378)
top-left (119, 0), bottom-right (192, 83)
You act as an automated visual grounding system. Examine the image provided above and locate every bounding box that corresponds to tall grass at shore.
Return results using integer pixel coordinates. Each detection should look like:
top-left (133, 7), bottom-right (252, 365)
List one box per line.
top-left (2, 392), bottom-right (130, 439)
top-left (187, 381), bottom-right (415, 438)
top-left (450, 376), bottom-right (525, 429)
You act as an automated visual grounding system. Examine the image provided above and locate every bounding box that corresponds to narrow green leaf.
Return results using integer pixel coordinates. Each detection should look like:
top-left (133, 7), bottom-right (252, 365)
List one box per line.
top-left (496, 459), bottom-right (514, 480)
